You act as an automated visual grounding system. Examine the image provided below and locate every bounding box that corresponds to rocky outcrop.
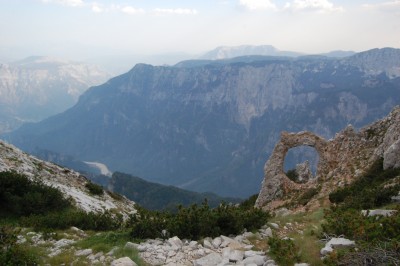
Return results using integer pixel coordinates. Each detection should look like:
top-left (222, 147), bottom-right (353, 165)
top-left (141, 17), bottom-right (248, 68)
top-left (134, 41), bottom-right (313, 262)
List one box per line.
top-left (256, 106), bottom-right (400, 209)
top-left (383, 139), bottom-right (400, 170)
top-left (0, 140), bottom-right (135, 216)
top-left (295, 161), bottom-right (313, 183)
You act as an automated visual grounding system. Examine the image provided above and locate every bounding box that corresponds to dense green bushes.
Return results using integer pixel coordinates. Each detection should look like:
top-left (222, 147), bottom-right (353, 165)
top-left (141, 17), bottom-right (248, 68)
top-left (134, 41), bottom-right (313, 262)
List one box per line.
top-left (0, 171), bottom-right (71, 217)
top-left (268, 236), bottom-right (301, 265)
top-left (130, 200), bottom-right (270, 240)
top-left (85, 181), bottom-right (104, 195)
top-left (322, 207), bottom-right (400, 243)
top-left (21, 209), bottom-right (123, 231)
top-left (328, 158), bottom-right (400, 209)
top-left (0, 171), bottom-right (121, 231)
top-left (322, 158), bottom-right (400, 265)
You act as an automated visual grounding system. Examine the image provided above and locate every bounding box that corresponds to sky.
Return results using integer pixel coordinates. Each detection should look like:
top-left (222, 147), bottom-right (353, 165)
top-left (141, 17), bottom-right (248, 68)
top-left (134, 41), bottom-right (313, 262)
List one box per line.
top-left (0, 0), bottom-right (399, 65)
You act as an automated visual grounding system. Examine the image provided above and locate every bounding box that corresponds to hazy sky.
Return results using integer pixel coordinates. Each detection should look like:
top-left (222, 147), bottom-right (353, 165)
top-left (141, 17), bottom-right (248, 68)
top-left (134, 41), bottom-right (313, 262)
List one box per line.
top-left (1, 0), bottom-right (399, 62)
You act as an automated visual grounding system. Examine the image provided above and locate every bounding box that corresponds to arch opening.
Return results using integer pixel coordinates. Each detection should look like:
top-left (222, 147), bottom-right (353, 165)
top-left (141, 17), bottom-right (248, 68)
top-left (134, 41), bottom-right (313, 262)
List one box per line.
top-left (284, 145), bottom-right (319, 184)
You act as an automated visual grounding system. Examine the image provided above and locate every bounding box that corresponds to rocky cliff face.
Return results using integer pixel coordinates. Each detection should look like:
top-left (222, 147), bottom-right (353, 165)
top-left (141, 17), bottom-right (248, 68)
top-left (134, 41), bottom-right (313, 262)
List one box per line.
top-left (255, 106), bottom-right (400, 210)
top-left (0, 56), bottom-right (110, 133)
top-left (0, 140), bottom-right (135, 216)
top-left (5, 48), bottom-right (400, 197)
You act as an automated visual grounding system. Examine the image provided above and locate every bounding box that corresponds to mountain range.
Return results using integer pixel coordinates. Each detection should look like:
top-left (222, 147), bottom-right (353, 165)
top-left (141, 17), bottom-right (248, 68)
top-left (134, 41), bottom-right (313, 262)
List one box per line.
top-left (199, 45), bottom-right (355, 60)
top-left (0, 56), bottom-right (110, 133)
top-left (4, 48), bottom-right (400, 198)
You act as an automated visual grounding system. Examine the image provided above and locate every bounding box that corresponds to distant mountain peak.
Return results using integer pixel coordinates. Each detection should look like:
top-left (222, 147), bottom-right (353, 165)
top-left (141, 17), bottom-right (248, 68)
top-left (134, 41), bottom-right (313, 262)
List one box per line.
top-left (200, 44), bottom-right (302, 60)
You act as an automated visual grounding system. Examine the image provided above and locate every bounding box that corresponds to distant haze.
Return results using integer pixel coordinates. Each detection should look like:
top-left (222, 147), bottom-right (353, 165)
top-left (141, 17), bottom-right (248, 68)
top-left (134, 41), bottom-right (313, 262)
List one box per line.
top-left (0, 0), bottom-right (399, 67)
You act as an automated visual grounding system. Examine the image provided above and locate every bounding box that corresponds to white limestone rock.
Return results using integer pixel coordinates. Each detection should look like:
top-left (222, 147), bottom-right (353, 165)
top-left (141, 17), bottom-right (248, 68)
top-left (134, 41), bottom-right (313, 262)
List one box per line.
top-left (194, 253), bottom-right (223, 266)
top-left (268, 223), bottom-right (279, 229)
top-left (75, 248), bottom-right (93, 257)
top-left (212, 237), bottom-right (222, 248)
top-left (321, 237), bottom-right (355, 255)
top-left (203, 238), bottom-right (214, 250)
top-left (111, 257), bottom-right (137, 266)
top-left (168, 236), bottom-right (183, 249)
top-left (383, 139), bottom-right (400, 170)
top-left (229, 250), bottom-right (244, 263)
top-left (361, 209), bottom-right (397, 217)
top-left (242, 255), bottom-right (266, 265)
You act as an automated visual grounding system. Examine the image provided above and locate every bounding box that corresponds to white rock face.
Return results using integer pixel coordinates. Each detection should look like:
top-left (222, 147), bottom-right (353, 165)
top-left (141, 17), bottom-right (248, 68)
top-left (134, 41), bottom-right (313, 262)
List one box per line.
top-left (383, 139), bottom-right (400, 170)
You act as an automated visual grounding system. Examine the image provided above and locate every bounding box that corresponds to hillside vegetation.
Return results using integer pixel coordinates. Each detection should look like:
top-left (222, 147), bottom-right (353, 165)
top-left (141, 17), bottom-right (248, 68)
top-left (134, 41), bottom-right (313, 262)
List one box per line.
top-left (110, 172), bottom-right (241, 210)
top-left (0, 171), bottom-right (268, 265)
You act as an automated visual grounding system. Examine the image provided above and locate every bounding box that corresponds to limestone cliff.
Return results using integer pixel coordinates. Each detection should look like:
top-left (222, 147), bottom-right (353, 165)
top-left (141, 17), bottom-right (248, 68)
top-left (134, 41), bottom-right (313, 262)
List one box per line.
top-left (255, 106), bottom-right (400, 210)
top-left (5, 48), bottom-right (400, 197)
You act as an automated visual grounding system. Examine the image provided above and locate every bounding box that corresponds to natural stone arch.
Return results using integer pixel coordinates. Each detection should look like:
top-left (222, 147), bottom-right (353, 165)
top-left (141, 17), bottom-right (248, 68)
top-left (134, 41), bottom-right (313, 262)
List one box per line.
top-left (255, 131), bottom-right (328, 208)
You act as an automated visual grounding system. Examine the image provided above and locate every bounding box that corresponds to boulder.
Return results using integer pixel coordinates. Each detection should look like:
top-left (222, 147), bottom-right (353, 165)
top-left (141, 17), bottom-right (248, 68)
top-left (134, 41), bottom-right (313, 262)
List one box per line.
top-left (203, 239), bottom-right (214, 250)
top-left (168, 236), bottom-right (183, 249)
top-left (212, 237), bottom-right (222, 248)
top-left (361, 209), bottom-right (398, 217)
top-left (194, 253), bottom-right (223, 266)
top-left (321, 237), bottom-right (355, 255)
top-left (242, 255), bottom-right (266, 265)
top-left (75, 249), bottom-right (92, 257)
top-left (124, 241), bottom-right (138, 250)
top-left (229, 250), bottom-right (244, 263)
top-left (111, 257), bottom-right (137, 266)
top-left (268, 223), bottom-right (279, 229)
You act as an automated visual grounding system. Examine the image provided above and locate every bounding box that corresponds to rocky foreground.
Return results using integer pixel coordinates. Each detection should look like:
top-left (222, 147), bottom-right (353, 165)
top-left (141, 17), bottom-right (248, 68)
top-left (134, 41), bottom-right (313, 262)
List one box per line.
top-left (16, 224), bottom-right (282, 266)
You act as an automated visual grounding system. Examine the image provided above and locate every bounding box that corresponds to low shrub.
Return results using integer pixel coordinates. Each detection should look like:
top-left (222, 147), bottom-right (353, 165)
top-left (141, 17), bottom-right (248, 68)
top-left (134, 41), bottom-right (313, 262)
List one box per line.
top-left (322, 158), bottom-right (400, 265)
top-left (85, 181), bottom-right (104, 196)
top-left (130, 200), bottom-right (270, 240)
top-left (328, 158), bottom-right (400, 209)
top-left (268, 236), bottom-right (301, 265)
top-left (0, 225), bottom-right (39, 265)
top-left (21, 209), bottom-right (123, 231)
top-left (298, 187), bottom-right (319, 206)
top-left (286, 169), bottom-right (299, 182)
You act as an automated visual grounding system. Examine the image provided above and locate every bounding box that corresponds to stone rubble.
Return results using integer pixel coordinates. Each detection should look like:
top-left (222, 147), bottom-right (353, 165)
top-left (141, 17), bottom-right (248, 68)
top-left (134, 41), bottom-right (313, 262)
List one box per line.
top-left (134, 230), bottom-right (279, 266)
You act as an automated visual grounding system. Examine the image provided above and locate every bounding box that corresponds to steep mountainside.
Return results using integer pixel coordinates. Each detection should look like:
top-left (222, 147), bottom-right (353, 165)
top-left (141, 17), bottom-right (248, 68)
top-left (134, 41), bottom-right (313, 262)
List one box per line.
top-left (0, 56), bottom-right (110, 133)
top-left (5, 48), bottom-right (400, 197)
top-left (0, 140), bottom-right (135, 216)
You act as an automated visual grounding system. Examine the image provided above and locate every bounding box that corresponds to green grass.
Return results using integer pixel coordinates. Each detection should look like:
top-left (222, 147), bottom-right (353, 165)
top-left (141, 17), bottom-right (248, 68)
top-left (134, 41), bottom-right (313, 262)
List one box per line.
top-left (269, 208), bottom-right (326, 265)
top-left (75, 230), bottom-right (147, 265)
top-left (75, 231), bottom-right (131, 253)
